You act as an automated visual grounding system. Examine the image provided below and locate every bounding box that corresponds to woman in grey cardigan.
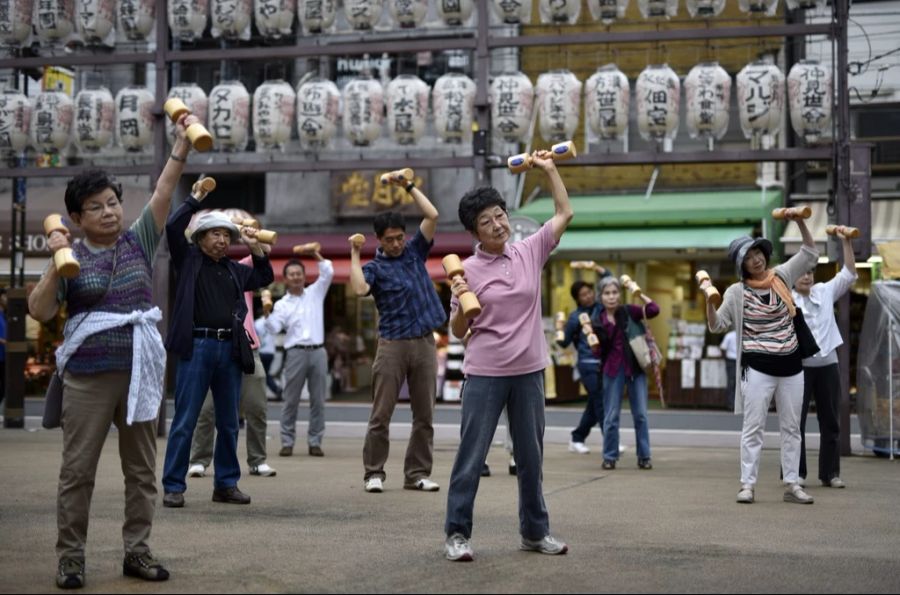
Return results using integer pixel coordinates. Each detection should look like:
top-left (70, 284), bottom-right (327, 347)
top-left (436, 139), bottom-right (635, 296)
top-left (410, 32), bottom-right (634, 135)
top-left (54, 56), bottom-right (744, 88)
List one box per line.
top-left (700, 215), bottom-right (818, 505)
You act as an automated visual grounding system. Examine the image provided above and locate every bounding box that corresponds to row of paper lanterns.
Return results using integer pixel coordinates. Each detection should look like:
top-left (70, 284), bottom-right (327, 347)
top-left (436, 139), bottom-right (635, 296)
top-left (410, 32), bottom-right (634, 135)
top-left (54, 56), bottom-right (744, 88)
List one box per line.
top-left (0, 0), bottom-right (827, 46)
top-left (0, 59), bottom-right (831, 154)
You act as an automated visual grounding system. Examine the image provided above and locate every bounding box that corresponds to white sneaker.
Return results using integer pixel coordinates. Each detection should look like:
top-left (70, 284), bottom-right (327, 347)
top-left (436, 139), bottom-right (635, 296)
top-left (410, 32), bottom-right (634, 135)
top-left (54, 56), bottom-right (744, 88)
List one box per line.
top-left (824, 476), bottom-right (846, 488)
top-left (568, 441), bottom-right (590, 454)
top-left (365, 477), bottom-right (383, 493)
top-left (249, 463), bottom-right (277, 477)
top-left (445, 533), bottom-right (474, 562)
top-left (736, 485), bottom-right (754, 504)
top-left (619, 444), bottom-right (628, 454)
top-left (405, 478), bottom-right (440, 492)
top-left (784, 483), bottom-right (814, 504)
top-left (188, 464), bottom-right (205, 478)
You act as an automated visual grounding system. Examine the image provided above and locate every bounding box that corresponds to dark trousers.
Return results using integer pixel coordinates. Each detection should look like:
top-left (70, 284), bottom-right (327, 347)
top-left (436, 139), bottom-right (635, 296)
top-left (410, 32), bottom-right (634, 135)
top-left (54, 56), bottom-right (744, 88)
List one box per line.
top-left (571, 362), bottom-right (603, 443)
top-left (800, 364), bottom-right (842, 482)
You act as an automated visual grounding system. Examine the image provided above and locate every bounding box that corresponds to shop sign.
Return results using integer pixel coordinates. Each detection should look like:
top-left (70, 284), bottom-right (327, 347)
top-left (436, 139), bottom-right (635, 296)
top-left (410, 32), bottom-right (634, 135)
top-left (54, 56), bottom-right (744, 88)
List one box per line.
top-left (331, 170), bottom-right (427, 218)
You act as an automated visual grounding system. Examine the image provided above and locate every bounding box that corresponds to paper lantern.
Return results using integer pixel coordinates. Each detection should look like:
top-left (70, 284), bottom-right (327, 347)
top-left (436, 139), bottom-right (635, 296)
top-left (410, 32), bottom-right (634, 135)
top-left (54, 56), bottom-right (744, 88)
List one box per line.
top-left (168, 0), bottom-right (208, 41)
top-left (585, 64), bottom-right (629, 141)
top-left (736, 60), bottom-right (785, 140)
top-left (637, 0), bottom-right (677, 17)
top-left (297, 0), bottom-right (335, 33)
top-left (386, 74), bottom-right (429, 145)
top-left (388, 0), bottom-right (426, 27)
top-left (436, 0), bottom-right (473, 26)
top-left (538, 0), bottom-right (579, 23)
top-left (209, 80), bottom-right (250, 151)
top-left (491, 0), bottom-right (531, 23)
top-left (74, 86), bottom-right (114, 152)
top-left (0, 89), bottom-right (31, 152)
top-left (738, 0), bottom-right (777, 15)
top-left (587, 0), bottom-right (628, 23)
top-left (254, 0), bottom-right (294, 38)
top-left (210, 0), bottom-right (251, 38)
top-left (489, 71), bottom-right (534, 143)
top-left (117, 0), bottom-right (155, 40)
top-left (685, 0), bottom-right (725, 16)
top-left (166, 82), bottom-right (208, 142)
top-left (684, 62), bottom-right (731, 141)
top-left (75, 0), bottom-right (115, 43)
top-left (115, 86), bottom-right (154, 151)
top-left (536, 69), bottom-right (581, 143)
top-left (343, 0), bottom-right (382, 30)
top-left (253, 79), bottom-right (295, 150)
top-left (30, 90), bottom-right (73, 151)
top-left (636, 64), bottom-right (680, 143)
top-left (342, 76), bottom-right (384, 146)
top-left (35, 0), bottom-right (75, 43)
top-left (788, 59), bottom-right (832, 144)
top-left (0, 0), bottom-right (34, 46)
top-left (433, 72), bottom-right (476, 144)
top-left (296, 77), bottom-right (340, 149)
top-left (785, 0), bottom-right (823, 8)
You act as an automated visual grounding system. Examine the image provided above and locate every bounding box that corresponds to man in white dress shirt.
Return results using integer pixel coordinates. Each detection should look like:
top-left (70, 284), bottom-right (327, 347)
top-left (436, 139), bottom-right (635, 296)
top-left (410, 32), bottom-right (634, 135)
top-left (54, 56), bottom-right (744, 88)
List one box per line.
top-left (266, 249), bottom-right (334, 457)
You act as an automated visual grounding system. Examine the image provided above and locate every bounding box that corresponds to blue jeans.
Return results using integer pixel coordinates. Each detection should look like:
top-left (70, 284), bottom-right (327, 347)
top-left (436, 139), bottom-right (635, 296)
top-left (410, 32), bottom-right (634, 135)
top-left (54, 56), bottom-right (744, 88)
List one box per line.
top-left (602, 369), bottom-right (651, 462)
top-left (163, 338), bottom-right (243, 493)
top-left (445, 371), bottom-right (550, 541)
top-left (571, 362), bottom-right (603, 443)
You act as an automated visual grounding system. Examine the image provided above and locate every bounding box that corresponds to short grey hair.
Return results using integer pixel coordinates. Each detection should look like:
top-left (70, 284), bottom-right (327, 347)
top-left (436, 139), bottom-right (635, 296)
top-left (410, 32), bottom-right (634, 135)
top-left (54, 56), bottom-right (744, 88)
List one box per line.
top-left (596, 275), bottom-right (621, 295)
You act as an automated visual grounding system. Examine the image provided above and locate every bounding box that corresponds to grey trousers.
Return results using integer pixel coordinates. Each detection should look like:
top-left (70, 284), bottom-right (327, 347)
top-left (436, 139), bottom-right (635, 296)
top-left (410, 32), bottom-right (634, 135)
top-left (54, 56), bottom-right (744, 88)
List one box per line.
top-left (190, 350), bottom-right (269, 468)
top-left (281, 346), bottom-right (328, 448)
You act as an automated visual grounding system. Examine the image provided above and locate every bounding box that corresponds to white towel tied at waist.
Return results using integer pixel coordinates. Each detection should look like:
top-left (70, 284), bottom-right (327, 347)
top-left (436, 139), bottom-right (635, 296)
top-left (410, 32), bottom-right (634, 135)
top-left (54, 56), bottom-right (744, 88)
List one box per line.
top-left (56, 307), bottom-right (166, 425)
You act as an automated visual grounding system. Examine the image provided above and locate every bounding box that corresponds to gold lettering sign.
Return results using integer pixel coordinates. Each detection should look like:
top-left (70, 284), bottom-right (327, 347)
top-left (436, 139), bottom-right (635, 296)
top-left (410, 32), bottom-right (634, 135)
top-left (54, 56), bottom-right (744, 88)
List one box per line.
top-left (332, 170), bottom-right (427, 217)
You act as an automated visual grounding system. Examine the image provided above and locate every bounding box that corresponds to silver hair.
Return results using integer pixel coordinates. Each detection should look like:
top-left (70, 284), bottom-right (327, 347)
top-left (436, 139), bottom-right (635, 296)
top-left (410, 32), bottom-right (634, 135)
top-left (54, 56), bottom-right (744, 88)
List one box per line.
top-left (596, 275), bottom-right (621, 294)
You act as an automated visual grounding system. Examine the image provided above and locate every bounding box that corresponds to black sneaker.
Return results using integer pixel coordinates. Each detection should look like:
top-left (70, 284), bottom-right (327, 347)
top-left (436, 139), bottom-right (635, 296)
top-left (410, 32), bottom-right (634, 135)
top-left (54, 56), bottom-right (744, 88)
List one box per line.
top-left (212, 486), bottom-right (251, 504)
top-left (481, 464), bottom-right (491, 477)
top-left (602, 460), bottom-right (616, 470)
top-left (162, 492), bottom-right (184, 508)
top-left (123, 552), bottom-right (170, 582)
top-left (638, 458), bottom-right (653, 470)
top-left (56, 558), bottom-right (84, 589)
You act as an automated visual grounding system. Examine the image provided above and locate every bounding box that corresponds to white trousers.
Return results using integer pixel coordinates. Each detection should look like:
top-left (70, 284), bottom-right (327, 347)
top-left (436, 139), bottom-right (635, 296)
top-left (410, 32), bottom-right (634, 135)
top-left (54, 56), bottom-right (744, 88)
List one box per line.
top-left (740, 367), bottom-right (804, 486)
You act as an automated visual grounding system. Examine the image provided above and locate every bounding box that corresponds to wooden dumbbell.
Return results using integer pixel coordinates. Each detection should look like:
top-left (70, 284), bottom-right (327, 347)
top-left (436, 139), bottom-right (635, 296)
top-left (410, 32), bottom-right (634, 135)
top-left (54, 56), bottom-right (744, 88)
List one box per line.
top-left (443, 254), bottom-right (482, 319)
top-left (507, 141), bottom-right (577, 174)
top-left (164, 97), bottom-right (213, 152)
top-left (772, 206), bottom-right (812, 220)
top-left (570, 260), bottom-right (595, 270)
top-left (293, 242), bottom-right (321, 255)
top-left (348, 233), bottom-right (365, 248)
top-left (235, 221), bottom-right (277, 244)
top-left (191, 177), bottom-right (217, 200)
top-left (695, 270), bottom-right (721, 308)
top-left (555, 311), bottom-right (566, 343)
top-left (826, 225), bottom-right (860, 239)
top-left (620, 274), bottom-right (642, 301)
top-left (380, 168), bottom-right (414, 185)
top-left (43, 214), bottom-right (80, 278)
top-left (578, 312), bottom-right (599, 347)
top-left (261, 289), bottom-right (273, 315)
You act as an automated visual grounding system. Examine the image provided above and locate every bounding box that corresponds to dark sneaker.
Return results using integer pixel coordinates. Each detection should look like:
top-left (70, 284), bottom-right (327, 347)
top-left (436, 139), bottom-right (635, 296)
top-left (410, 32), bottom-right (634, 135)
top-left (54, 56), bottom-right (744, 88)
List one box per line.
top-left (56, 558), bottom-right (84, 589)
top-left (278, 446), bottom-right (293, 457)
top-left (123, 552), bottom-right (170, 582)
top-left (520, 535), bottom-right (568, 555)
top-left (638, 458), bottom-right (653, 470)
top-left (481, 464), bottom-right (491, 477)
top-left (212, 486), bottom-right (251, 504)
top-left (508, 457), bottom-right (517, 476)
top-left (162, 492), bottom-right (184, 508)
top-left (602, 460), bottom-right (616, 470)
top-left (308, 445), bottom-right (324, 457)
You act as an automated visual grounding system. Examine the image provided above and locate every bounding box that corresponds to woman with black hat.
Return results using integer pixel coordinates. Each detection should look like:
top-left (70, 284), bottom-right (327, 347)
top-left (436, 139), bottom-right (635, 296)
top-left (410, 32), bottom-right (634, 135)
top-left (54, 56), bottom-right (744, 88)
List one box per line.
top-left (701, 213), bottom-right (819, 505)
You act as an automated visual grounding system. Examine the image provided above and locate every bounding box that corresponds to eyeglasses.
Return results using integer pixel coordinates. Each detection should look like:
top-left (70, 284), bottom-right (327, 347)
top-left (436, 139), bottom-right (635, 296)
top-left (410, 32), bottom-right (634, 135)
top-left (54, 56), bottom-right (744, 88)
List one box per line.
top-left (82, 198), bottom-right (122, 217)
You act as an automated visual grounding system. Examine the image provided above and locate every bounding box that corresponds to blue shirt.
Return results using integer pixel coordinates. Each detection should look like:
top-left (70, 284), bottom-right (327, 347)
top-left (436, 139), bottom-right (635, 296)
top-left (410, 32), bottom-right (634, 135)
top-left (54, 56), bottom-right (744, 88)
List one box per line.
top-left (558, 303), bottom-right (601, 365)
top-left (362, 229), bottom-right (446, 340)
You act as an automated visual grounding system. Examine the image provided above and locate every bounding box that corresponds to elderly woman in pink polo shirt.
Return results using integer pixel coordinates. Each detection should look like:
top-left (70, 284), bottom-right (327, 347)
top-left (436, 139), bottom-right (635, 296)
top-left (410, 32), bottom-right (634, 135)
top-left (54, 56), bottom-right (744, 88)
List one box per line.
top-left (443, 150), bottom-right (573, 563)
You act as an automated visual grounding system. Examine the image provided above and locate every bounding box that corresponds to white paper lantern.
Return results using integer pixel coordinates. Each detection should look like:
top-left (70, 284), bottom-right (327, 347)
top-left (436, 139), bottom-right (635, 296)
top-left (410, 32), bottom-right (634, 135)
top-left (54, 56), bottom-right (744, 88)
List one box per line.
top-left (637, 0), bottom-right (677, 17)
top-left (536, 69), bottom-right (581, 143)
top-left (117, 0), bottom-right (155, 40)
top-left (738, 0), bottom-right (777, 15)
top-left (35, 0), bottom-right (75, 43)
top-left (30, 91), bottom-right (73, 151)
top-left (342, 76), bottom-right (384, 146)
top-left (297, 0), bottom-right (335, 33)
top-left (254, 0), bottom-right (294, 38)
top-left (296, 78), bottom-right (340, 149)
top-left (0, 89), bottom-right (31, 152)
top-left (788, 59), bottom-right (832, 144)
top-left (253, 79), bottom-right (295, 150)
top-left (489, 71), bottom-right (534, 143)
top-left (436, 0), bottom-right (473, 26)
top-left (389, 0), bottom-right (426, 27)
top-left (74, 86), bottom-right (114, 152)
top-left (386, 75), bottom-right (429, 145)
top-left (585, 64), bottom-right (629, 141)
top-left (684, 62), bottom-right (731, 141)
top-left (686, 0), bottom-right (725, 16)
top-left (209, 80), bottom-right (250, 151)
top-left (0, 0), bottom-right (35, 46)
top-left (167, 82), bottom-right (208, 142)
top-left (115, 85), bottom-right (154, 151)
top-left (785, 0), bottom-right (823, 9)
top-left (76, 0), bottom-right (115, 43)
top-left (491, 0), bottom-right (531, 23)
top-left (736, 60), bottom-right (785, 140)
top-left (168, 0), bottom-right (208, 41)
top-left (636, 64), bottom-right (680, 143)
top-left (343, 0), bottom-right (382, 30)
top-left (210, 0), bottom-right (251, 38)
top-left (538, 0), bottom-right (579, 23)
top-left (587, 0), bottom-right (628, 23)
top-left (433, 72), bottom-right (476, 144)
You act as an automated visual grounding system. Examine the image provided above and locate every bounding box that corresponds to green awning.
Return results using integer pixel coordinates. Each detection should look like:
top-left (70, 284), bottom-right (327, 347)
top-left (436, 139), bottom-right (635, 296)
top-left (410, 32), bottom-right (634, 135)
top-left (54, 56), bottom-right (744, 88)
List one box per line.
top-left (557, 226), bottom-right (754, 253)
